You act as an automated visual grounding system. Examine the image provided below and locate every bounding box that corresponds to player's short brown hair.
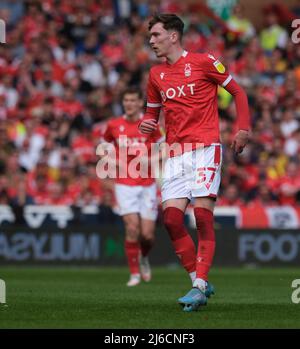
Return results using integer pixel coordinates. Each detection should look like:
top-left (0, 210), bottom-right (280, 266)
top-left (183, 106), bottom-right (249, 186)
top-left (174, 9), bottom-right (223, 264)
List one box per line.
top-left (148, 14), bottom-right (184, 40)
top-left (122, 87), bottom-right (143, 100)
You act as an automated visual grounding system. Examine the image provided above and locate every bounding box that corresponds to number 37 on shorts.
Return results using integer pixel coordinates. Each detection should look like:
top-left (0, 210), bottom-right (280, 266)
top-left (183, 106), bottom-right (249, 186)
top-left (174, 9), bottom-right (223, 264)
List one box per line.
top-left (161, 144), bottom-right (222, 202)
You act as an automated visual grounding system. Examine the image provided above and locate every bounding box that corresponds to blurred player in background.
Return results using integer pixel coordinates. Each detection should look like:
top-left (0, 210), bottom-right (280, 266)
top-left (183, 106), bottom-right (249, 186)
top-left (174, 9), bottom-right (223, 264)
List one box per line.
top-left (140, 14), bottom-right (250, 310)
top-left (102, 87), bottom-right (163, 287)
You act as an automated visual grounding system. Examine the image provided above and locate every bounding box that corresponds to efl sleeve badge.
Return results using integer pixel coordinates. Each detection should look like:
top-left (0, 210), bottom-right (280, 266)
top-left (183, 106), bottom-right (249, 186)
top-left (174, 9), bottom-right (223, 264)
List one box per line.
top-left (213, 60), bottom-right (226, 73)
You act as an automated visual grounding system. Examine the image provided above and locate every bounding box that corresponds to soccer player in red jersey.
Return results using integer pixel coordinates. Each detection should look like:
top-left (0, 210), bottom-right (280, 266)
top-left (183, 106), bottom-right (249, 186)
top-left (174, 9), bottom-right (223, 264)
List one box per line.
top-left (139, 14), bottom-right (250, 311)
top-left (102, 87), bottom-right (163, 287)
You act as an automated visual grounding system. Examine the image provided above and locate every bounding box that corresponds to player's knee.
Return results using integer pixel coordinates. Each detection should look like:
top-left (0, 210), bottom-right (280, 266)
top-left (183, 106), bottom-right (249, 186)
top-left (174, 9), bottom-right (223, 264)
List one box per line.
top-left (194, 207), bottom-right (213, 226)
top-left (125, 222), bottom-right (139, 240)
top-left (141, 234), bottom-right (154, 246)
top-left (194, 207), bottom-right (215, 240)
top-left (163, 207), bottom-right (184, 232)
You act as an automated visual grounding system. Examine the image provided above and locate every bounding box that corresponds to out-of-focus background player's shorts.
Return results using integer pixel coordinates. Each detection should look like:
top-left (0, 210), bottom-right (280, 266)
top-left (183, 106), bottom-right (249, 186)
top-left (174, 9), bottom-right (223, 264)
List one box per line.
top-left (115, 183), bottom-right (158, 220)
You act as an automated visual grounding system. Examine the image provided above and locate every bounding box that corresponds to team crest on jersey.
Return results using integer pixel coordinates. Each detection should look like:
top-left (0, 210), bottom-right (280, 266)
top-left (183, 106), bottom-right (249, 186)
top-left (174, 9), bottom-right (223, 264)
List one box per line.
top-left (119, 125), bottom-right (125, 132)
top-left (213, 60), bottom-right (225, 73)
top-left (184, 63), bottom-right (192, 77)
top-left (160, 72), bottom-right (165, 80)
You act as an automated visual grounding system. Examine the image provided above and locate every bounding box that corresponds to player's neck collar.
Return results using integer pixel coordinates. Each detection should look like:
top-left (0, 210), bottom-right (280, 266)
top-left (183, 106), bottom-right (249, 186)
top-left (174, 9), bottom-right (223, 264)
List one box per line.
top-left (166, 50), bottom-right (188, 66)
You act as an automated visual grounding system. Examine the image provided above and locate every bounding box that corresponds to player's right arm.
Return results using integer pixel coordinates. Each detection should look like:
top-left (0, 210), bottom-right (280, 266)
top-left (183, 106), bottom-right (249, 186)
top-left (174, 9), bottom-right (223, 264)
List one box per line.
top-left (102, 120), bottom-right (114, 143)
top-left (139, 69), bottom-right (162, 134)
top-left (96, 121), bottom-right (118, 169)
top-left (97, 121), bottom-right (114, 156)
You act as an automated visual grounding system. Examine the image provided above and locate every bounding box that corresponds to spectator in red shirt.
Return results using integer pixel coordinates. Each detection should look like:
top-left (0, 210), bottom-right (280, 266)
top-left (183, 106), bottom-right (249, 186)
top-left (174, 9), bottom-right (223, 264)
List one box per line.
top-left (72, 127), bottom-right (95, 164)
top-left (218, 184), bottom-right (245, 206)
top-left (248, 181), bottom-right (278, 207)
top-left (278, 162), bottom-right (300, 205)
top-left (47, 181), bottom-right (74, 205)
top-left (55, 87), bottom-right (83, 119)
top-left (30, 174), bottom-right (50, 204)
top-left (101, 31), bottom-right (125, 67)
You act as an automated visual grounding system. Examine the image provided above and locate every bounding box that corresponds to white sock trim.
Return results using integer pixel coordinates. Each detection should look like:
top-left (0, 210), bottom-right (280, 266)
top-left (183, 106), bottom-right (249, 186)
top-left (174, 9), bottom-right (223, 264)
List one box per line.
top-left (193, 278), bottom-right (207, 291)
top-left (189, 271), bottom-right (196, 283)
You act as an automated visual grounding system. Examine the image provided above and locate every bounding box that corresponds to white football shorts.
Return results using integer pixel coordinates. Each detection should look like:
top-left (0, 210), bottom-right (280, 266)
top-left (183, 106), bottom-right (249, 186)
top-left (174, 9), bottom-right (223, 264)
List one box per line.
top-left (161, 144), bottom-right (222, 202)
top-left (115, 183), bottom-right (158, 220)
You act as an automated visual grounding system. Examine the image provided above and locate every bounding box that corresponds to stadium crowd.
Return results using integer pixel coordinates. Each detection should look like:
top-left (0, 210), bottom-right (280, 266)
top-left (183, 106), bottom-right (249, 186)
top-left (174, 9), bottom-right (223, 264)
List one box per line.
top-left (0, 0), bottom-right (300, 210)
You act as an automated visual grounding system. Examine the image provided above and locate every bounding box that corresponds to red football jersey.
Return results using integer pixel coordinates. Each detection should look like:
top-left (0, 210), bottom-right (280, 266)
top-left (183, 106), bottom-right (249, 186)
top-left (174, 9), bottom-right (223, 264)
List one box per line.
top-left (146, 51), bottom-right (247, 148)
top-left (103, 114), bottom-right (163, 186)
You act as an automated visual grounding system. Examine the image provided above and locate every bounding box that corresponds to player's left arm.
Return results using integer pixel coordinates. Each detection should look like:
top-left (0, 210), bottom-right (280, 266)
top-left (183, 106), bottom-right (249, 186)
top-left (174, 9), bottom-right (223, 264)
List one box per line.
top-left (202, 54), bottom-right (251, 154)
top-left (224, 79), bottom-right (250, 154)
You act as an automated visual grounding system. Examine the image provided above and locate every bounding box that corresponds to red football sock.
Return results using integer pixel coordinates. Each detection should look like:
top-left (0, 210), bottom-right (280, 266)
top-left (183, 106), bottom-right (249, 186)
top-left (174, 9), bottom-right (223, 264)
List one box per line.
top-left (194, 207), bottom-right (216, 281)
top-left (124, 240), bottom-right (140, 275)
top-left (140, 236), bottom-right (154, 257)
top-left (163, 207), bottom-right (196, 273)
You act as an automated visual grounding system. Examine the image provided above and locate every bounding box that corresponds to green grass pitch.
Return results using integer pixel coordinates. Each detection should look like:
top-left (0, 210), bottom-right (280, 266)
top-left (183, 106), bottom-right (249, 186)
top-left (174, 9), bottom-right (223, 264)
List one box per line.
top-left (0, 266), bottom-right (299, 329)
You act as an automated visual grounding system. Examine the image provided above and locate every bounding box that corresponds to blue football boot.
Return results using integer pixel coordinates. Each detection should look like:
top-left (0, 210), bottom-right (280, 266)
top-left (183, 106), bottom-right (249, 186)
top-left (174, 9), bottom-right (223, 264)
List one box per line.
top-left (178, 287), bottom-right (207, 312)
top-left (205, 282), bottom-right (215, 298)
